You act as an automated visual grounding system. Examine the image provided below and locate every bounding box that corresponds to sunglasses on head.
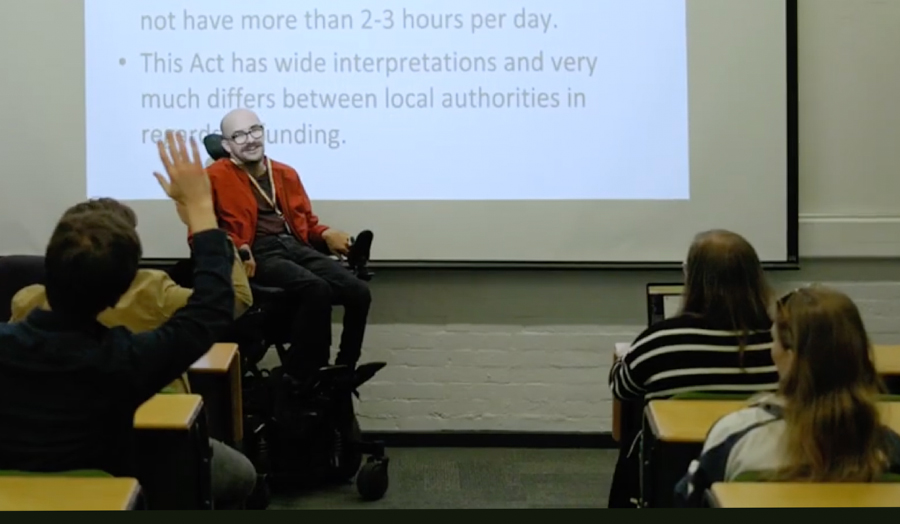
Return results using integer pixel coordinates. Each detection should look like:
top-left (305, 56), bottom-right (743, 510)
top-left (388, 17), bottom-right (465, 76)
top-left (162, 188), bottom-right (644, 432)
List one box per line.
top-left (777, 285), bottom-right (820, 308)
top-left (777, 289), bottom-right (796, 307)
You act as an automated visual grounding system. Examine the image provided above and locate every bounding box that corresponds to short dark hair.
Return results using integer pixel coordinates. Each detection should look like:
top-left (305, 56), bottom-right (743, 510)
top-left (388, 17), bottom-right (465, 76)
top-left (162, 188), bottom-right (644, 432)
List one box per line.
top-left (44, 210), bottom-right (142, 320)
top-left (63, 198), bottom-right (138, 229)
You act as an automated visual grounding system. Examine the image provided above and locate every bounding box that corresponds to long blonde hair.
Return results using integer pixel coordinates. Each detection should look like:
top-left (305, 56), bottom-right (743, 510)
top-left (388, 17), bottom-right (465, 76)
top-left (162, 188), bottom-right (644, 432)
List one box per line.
top-left (773, 286), bottom-right (889, 481)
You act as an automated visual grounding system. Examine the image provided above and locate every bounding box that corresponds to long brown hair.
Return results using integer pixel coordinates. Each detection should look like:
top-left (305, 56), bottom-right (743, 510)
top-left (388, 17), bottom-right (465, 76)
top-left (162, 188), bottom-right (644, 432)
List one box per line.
top-left (679, 230), bottom-right (773, 358)
top-left (773, 286), bottom-right (889, 481)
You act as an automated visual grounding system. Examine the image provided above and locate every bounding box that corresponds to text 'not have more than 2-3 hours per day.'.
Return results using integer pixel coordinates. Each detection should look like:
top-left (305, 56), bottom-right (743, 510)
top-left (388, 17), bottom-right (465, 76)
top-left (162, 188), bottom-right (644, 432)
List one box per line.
top-left (134, 7), bottom-right (598, 150)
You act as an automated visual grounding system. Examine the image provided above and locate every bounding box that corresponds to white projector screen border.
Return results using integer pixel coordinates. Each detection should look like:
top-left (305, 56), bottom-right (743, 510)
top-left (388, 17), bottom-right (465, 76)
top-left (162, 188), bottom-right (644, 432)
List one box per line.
top-left (0, 0), bottom-right (799, 268)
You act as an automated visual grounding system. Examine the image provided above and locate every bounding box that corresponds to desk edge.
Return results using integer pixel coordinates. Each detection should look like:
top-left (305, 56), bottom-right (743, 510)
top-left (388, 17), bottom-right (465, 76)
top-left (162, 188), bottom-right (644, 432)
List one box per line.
top-left (706, 484), bottom-right (724, 508)
top-left (124, 479), bottom-right (141, 510)
top-left (134, 394), bottom-right (204, 430)
top-left (644, 401), bottom-right (664, 440)
top-left (189, 346), bottom-right (238, 374)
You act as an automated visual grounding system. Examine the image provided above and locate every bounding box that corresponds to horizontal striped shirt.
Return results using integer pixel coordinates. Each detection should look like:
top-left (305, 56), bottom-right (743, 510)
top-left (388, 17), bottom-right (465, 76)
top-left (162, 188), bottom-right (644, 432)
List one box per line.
top-left (609, 314), bottom-right (779, 401)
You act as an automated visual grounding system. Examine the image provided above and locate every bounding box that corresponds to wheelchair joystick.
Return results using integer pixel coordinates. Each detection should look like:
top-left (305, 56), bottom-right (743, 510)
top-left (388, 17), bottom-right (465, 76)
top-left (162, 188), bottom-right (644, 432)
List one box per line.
top-left (346, 230), bottom-right (374, 281)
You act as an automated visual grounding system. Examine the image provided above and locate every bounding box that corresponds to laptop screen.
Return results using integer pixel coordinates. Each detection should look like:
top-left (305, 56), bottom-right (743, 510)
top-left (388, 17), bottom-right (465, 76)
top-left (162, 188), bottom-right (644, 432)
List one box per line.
top-left (646, 284), bottom-right (684, 326)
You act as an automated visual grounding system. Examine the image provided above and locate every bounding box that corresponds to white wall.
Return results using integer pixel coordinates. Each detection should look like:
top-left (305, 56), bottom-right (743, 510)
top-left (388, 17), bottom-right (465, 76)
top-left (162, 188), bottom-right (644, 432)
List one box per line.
top-left (797, 0), bottom-right (900, 257)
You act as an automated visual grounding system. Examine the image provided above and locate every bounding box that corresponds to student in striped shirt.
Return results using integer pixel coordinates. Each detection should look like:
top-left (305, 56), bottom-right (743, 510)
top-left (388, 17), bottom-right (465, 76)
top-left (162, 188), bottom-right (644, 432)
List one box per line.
top-left (607, 229), bottom-right (779, 507)
top-left (674, 286), bottom-right (900, 507)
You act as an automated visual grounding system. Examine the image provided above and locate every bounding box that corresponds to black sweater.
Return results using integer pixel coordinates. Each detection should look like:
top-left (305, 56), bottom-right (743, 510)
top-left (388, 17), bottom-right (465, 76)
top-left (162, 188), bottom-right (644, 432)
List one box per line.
top-left (0, 229), bottom-right (234, 476)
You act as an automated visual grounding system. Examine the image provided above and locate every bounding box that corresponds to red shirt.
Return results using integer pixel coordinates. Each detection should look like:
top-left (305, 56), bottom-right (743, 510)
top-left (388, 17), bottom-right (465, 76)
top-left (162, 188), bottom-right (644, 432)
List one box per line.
top-left (203, 158), bottom-right (330, 249)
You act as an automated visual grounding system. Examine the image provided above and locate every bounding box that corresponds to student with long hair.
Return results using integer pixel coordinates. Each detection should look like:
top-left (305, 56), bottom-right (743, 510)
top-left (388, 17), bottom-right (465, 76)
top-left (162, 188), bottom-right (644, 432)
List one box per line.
top-left (674, 286), bottom-right (900, 507)
top-left (607, 229), bottom-right (779, 508)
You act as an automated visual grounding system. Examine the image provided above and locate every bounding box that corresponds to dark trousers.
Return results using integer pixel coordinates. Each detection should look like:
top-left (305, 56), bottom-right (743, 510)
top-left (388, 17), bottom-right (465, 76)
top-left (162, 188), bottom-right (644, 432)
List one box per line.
top-left (608, 439), bottom-right (641, 508)
top-left (608, 400), bottom-right (644, 508)
top-left (252, 234), bottom-right (371, 378)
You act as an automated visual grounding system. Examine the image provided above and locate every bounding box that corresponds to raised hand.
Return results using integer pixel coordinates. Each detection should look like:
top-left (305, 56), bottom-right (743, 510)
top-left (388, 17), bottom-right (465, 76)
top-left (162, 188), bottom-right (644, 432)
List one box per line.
top-left (153, 130), bottom-right (217, 233)
top-left (153, 130), bottom-right (211, 209)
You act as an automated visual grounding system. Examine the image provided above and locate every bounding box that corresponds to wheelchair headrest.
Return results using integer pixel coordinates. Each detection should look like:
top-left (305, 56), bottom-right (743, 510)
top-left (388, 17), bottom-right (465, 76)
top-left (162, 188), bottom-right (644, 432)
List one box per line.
top-left (203, 134), bottom-right (230, 161)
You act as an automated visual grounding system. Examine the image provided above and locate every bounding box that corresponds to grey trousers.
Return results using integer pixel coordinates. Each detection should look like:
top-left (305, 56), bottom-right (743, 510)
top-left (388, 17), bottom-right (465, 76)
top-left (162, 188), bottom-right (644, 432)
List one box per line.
top-left (209, 438), bottom-right (258, 509)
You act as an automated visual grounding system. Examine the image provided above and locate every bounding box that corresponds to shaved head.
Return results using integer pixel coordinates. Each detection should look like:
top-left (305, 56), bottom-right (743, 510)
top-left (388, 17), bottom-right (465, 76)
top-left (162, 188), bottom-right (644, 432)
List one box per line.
top-left (219, 108), bottom-right (266, 166)
top-left (220, 108), bottom-right (260, 137)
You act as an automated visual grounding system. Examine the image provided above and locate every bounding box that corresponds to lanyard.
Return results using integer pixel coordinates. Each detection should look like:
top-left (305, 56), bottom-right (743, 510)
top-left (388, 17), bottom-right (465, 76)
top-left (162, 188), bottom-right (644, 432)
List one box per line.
top-left (233, 157), bottom-right (293, 236)
top-left (239, 157), bottom-right (281, 216)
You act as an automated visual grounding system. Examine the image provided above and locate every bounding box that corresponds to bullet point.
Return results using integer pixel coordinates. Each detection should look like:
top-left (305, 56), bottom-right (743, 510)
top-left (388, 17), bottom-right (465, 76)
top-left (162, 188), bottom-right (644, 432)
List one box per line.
top-left (119, 58), bottom-right (126, 65)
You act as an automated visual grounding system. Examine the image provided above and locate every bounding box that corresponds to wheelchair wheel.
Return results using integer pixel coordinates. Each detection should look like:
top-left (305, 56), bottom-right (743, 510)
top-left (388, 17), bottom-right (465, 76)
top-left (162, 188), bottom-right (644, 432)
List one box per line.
top-left (356, 456), bottom-right (389, 501)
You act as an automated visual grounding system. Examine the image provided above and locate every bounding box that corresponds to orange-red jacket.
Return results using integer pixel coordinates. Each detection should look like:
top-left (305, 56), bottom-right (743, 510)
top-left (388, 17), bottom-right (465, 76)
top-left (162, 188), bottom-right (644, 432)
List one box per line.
top-left (201, 158), bottom-right (330, 249)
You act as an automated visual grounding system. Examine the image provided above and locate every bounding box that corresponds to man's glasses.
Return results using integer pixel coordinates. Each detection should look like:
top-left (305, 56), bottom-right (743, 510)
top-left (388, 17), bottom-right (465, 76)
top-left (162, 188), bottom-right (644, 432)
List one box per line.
top-left (229, 124), bottom-right (264, 145)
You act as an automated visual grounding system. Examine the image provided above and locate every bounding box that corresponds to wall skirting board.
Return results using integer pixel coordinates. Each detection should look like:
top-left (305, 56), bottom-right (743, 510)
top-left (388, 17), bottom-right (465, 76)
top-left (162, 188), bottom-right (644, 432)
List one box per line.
top-left (360, 431), bottom-right (618, 449)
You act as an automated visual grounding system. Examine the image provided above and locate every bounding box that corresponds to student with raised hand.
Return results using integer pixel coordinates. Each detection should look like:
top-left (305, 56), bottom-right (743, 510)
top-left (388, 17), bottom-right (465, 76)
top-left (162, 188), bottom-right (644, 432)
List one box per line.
top-left (674, 286), bottom-right (900, 507)
top-left (9, 197), bottom-right (253, 392)
top-left (7, 200), bottom-right (258, 508)
top-left (0, 132), bottom-right (246, 497)
top-left (10, 197), bottom-right (253, 332)
top-left (607, 229), bottom-right (779, 508)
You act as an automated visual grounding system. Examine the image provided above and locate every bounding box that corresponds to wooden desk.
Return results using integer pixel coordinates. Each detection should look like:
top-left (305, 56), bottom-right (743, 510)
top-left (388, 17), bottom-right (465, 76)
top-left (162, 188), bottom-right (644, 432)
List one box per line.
top-left (189, 343), bottom-right (243, 446)
top-left (645, 400), bottom-right (743, 444)
top-left (134, 394), bottom-right (212, 510)
top-left (874, 346), bottom-right (900, 393)
top-left (611, 345), bottom-right (642, 446)
top-left (0, 477), bottom-right (141, 511)
top-left (708, 482), bottom-right (900, 508)
top-left (611, 343), bottom-right (900, 441)
top-left (134, 393), bottom-right (203, 430)
top-left (874, 345), bottom-right (900, 375)
top-left (642, 400), bottom-right (900, 508)
top-left (647, 400), bottom-right (900, 443)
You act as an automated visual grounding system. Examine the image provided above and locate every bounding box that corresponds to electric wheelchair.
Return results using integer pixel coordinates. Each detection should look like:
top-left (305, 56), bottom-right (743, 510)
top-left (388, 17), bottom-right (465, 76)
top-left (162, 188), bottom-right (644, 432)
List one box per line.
top-left (186, 133), bottom-right (390, 506)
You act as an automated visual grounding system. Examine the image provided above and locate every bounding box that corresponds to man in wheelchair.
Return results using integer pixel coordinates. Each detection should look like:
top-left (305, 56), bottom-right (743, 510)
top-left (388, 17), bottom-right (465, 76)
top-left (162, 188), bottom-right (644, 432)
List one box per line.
top-left (202, 110), bottom-right (389, 502)
top-left (203, 108), bottom-right (373, 385)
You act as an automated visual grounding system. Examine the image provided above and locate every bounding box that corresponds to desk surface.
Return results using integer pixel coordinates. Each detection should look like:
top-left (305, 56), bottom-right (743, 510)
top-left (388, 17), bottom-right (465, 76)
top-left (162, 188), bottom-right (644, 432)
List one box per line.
top-left (647, 400), bottom-right (900, 443)
top-left (0, 477), bottom-right (140, 511)
top-left (709, 482), bottom-right (900, 508)
top-left (611, 344), bottom-right (900, 374)
top-left (874, 345), bottom-right (900, 376)
top-left (134, 394), bottom-right (202, 430)
top-left (190, 343), bottom-right (238, 374)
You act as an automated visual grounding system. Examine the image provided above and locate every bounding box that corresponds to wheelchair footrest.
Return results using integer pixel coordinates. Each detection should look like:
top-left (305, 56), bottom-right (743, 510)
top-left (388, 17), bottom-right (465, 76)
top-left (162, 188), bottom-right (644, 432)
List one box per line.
top-left (353, 362), bottom-right (386, 388)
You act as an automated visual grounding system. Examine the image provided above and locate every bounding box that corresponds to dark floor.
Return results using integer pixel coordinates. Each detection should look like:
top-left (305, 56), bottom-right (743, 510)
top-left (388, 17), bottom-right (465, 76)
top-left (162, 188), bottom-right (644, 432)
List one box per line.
top-left (269, 448), bottom-right (615, 509)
